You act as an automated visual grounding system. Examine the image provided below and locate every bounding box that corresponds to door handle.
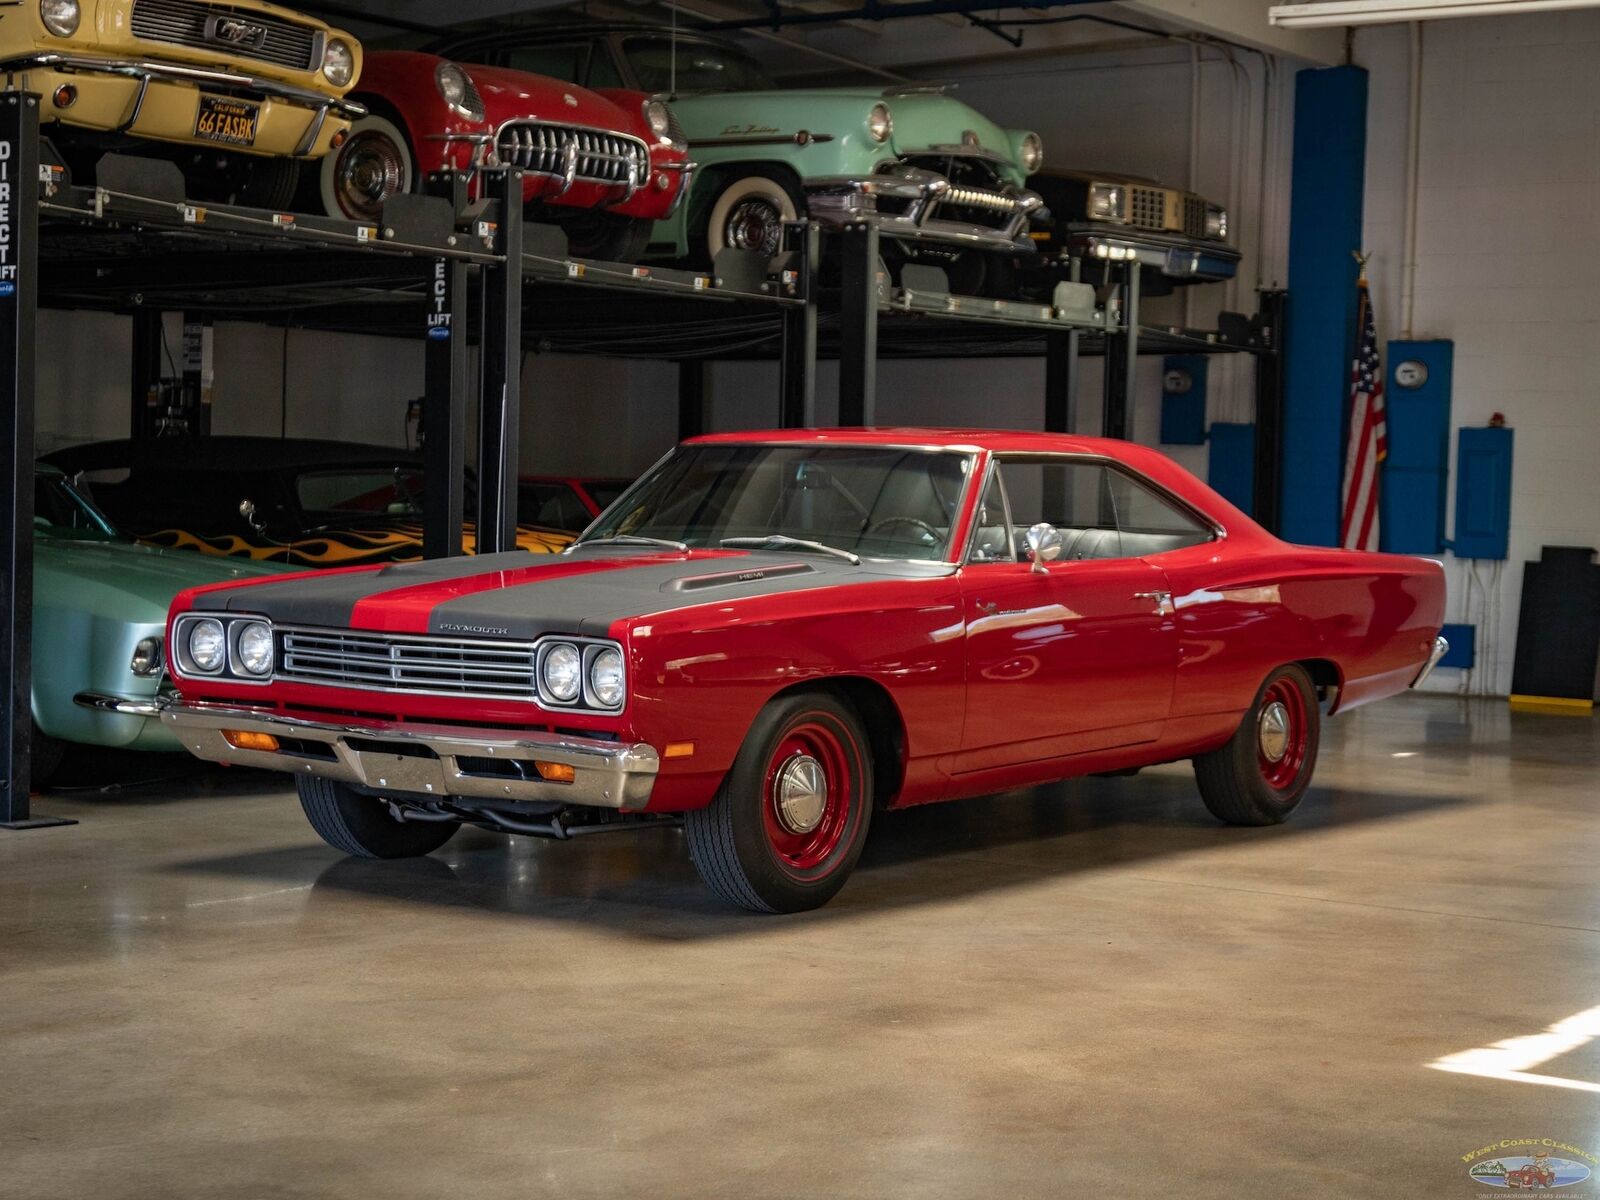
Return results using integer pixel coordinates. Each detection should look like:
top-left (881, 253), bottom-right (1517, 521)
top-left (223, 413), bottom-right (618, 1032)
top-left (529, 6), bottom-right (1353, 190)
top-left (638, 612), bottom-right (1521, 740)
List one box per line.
top-left (1134, 590), bottom-right (1174, 614)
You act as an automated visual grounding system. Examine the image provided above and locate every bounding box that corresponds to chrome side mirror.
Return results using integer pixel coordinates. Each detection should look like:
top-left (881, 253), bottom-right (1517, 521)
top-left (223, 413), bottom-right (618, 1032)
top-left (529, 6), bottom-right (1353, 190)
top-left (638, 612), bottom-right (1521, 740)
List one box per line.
top-left (1025, 522), bottom-right (1063, 574)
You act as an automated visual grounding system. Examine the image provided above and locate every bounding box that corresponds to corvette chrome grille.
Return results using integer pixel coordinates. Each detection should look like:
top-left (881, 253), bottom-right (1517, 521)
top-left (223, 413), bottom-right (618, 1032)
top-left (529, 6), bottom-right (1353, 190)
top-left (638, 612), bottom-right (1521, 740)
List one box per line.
top-left (495, 122), bottom-right (649, 190)
top-left (278, 629), bottom-right (538, 700)
top-left (131, 0), bottom-right (321, 71)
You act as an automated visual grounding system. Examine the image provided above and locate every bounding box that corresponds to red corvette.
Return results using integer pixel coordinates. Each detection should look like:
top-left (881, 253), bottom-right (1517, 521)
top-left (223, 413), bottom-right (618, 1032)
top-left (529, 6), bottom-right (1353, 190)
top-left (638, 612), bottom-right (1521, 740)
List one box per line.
top-left (161, 430), bottom-right (1447, 913)
top-left (319, 50), bottom-right (691, 260)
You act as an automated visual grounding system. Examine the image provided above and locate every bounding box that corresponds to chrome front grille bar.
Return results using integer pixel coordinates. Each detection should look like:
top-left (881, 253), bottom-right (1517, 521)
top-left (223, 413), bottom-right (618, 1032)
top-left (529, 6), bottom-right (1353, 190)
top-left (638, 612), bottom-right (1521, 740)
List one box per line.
top-left (494, 121), bottom-right (648, 200)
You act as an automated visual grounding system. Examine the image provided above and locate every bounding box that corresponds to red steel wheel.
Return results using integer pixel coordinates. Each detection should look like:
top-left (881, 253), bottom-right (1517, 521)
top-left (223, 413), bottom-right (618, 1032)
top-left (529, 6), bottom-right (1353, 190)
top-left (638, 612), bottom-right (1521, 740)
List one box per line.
top-left (1194, 663), bottom-right (1320, 826)
top-left (684, 691), bottom-right (873, 913)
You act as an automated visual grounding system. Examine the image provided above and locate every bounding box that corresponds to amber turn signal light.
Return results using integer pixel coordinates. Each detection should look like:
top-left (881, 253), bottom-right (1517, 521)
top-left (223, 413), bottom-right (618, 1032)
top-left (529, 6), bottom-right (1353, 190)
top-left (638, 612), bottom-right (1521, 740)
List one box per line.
top-left (53, 85), bottom-right (77, 108)
top-left (534, 760), bottom-right (575, 783)
top-left (664, 741), bottom-right (696, 759)
top-left (222, 729), bottom-right (279, 752)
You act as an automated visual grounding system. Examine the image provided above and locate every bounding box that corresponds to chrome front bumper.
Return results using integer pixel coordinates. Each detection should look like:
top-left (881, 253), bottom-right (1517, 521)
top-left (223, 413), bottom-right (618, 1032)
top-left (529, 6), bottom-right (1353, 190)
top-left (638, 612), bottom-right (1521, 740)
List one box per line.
top-left (75, 690), bottom-right (166, 718)
top-left (806, 166), bottom-right (1043, 251)
top-left (1411, 636), bottom-right (1450, 688)
top-left (161, 703), bottom-right (659, 810)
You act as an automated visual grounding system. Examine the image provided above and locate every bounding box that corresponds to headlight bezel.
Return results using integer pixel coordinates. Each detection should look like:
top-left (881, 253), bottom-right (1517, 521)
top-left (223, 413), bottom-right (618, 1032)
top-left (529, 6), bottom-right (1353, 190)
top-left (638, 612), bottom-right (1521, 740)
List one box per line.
top-left (588, 646), bottom-right (625, 710)
top-left (1205, 203), bottom-right (1228, 241)
top-left (234, 621), bottom-right (274, 678)
top-left (1086, 182), bottom-right (1128, 223)
top-left (171, 613), bottom-right (274, 684)
top-left (867, 102), bottom-right (893, 145)
top-left (434, 61), bottom-right (483, 123)
top-left (323, 37), bottom-right (355, 89)
top-left (534, 636), bottom-right (627, 712)
top-left (538, 641), bottom-right (584, 705)
top-left (182, 617), bottom-right (227, 676)
top-left (39, 0), bottom-right (79, 38)
top-left (1018, 131), bottom-right (1044, 174)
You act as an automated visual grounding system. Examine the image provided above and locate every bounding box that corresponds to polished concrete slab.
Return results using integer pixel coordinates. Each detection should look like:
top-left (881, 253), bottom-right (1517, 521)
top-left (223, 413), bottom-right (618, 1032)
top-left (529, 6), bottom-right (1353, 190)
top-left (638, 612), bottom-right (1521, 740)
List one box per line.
top-left (3, 694), bottom-right (1598, 1199)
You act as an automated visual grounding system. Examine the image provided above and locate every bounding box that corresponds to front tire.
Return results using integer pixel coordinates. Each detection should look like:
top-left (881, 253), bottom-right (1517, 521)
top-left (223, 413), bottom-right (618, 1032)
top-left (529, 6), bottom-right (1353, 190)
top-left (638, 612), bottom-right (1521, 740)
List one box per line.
top-left (296, 775), bottom-right (458, 859)
top-left (699, 169), bottom-right (804, 263)
top-left (320, 112), bottom-right (414, 222)
top-left (684, 691), bottom-right (872, 913)
top-left (1194, 664), bottom-right (1320, 826)
top-left (548, 209), bottom-right (653, 262)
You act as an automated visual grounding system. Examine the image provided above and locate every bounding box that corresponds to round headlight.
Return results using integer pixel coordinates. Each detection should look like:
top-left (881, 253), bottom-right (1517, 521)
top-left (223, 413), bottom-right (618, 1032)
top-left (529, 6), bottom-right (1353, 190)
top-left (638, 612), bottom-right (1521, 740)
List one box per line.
top-left (867, 102), bottom-right (893, 144)
top-left (130, 636), bottom-right (163, 678)
top-left (236, 622), bottom-right (274, 677)
top-left (187, 619), bottom-right (226, 674)
top-left (589, 647), bottom-right (624, 709)
top-left (434, 62), bottom-right (482, 121)
top-left (643, 99), bottom-right (673, 141)
top-left (1019, 131), bottom-right (1044, 174)
top-left (40, 0), bottom-right (79, 37)
top-left (323, 38), bottom-right (355, 89)
top-left (541, 643), bottom-right (582, 703)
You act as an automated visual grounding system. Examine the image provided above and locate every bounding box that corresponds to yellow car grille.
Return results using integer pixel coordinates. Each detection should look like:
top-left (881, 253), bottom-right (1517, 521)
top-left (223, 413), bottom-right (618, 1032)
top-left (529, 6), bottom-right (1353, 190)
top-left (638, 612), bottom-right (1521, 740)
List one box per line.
top-left (130, 0), bottom-right (321, 72)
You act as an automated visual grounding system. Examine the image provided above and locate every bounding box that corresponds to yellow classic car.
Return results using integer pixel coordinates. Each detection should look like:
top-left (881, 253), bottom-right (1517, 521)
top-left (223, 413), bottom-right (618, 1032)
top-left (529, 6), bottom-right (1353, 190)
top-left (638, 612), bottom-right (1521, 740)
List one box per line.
top-left (3, 0), bottom-right (364, 206)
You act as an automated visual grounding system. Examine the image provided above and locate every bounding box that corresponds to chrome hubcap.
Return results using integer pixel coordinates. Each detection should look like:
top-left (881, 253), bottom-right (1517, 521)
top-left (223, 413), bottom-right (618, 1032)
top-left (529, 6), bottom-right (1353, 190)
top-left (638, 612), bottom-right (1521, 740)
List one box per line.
top-left (1258, 701), bottom-right (1290, 762)
top-left (726, 198), bottom-right (782, 254)
top-left (773, 753), bottom-right (828, 834)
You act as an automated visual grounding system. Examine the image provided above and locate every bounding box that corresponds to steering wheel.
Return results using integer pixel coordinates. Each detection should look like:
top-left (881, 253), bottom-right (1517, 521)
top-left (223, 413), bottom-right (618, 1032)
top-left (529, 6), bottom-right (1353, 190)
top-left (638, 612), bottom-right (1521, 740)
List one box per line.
top-left (868, 516), bottom-right (941, 543)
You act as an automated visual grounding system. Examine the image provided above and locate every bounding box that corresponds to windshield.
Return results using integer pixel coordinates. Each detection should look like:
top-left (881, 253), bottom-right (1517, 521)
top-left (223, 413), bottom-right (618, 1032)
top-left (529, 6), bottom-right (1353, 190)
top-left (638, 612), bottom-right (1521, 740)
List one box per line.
top-left (586, 480), bottom-right (628, 511)
top-left (623, 36), bottom-right (775, 93)
top-left (295, 467), bottom-right (426, 520)
top-left (581, 444), bottom-right (972, 562)
top-left (35, 471), bottom-right (122, 541)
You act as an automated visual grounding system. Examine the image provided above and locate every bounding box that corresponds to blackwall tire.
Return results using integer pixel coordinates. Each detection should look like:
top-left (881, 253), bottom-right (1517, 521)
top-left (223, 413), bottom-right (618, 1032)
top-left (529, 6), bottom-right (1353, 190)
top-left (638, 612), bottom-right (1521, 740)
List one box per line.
top-left (320, 112), bottom-right (414, 222)
top-left (683, 691), bottom-right (873, 913)
top-left (296, 775), bottom-right (457, 859)
top-left (1193, 663), bottom-right (1320, 826)
top-left (701, 170), bottom-right (803, 263)
top-left (554, 211), bottom-right (654, 263)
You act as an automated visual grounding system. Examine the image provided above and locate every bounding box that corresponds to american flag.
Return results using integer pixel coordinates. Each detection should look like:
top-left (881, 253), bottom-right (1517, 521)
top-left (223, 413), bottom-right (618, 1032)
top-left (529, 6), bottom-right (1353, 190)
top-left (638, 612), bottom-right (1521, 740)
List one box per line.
top-left (1340, 278), bottom-right (1387, 551)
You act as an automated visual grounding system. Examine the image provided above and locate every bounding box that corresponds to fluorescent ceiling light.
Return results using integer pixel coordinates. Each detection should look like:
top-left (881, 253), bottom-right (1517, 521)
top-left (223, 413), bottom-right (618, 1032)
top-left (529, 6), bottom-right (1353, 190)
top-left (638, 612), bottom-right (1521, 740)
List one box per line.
top-left (1270, 0), bottom-right (1600, 26)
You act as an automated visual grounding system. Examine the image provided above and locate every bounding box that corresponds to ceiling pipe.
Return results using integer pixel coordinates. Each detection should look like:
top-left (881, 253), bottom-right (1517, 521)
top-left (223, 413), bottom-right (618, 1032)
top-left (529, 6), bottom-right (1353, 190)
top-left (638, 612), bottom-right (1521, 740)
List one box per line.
top-left (1270, 0), bottom-right (1600, 27)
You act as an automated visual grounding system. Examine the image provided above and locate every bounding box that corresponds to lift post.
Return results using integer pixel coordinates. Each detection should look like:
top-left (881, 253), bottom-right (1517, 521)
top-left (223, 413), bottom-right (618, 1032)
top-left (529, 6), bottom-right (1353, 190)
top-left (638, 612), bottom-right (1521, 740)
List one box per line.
top-left (678, 359), bottom-right (708, 439)
top-left (1102, 258), bottom-right (1141, 441)
top-left (0, 93), bottom-right (70, 829)
top-left (476, 169), bottom-right (524, 555)
top-left (1253, 288), bottom-right (1287, 533)
top-left (780, 222), bottom-right (819, 427)
top-left (838, 222), bottom-right (881, 426)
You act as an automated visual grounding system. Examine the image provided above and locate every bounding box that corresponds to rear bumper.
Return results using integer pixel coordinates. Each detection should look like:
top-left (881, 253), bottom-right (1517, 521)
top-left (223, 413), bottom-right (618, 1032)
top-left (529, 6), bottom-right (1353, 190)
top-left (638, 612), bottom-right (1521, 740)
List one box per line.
top-left (1411, 636), bottom-right (1450, 688)
top-left (1060, 226), bottom-right (1240, 282)
top-left (806, 166), bottom-right (1043, 252)
top-left (162, 702), bottom-right (659, 810)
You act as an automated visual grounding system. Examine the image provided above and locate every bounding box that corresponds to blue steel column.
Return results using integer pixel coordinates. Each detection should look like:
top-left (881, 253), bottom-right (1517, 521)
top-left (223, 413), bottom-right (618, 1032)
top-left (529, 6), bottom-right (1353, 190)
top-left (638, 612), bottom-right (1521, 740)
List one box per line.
top-left (1282, 65), bottom-right (1368, 546)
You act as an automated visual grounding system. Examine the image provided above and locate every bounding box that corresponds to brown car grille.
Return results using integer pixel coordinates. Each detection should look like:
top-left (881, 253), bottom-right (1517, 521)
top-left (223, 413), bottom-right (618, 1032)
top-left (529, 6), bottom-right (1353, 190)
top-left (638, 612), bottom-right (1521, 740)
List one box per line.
top-left (495, 122), bottom-right (649, 188)
top-left (1128, 185), bottom-right (1168, 232)
top-left (278, 628), bottom-right (539, 700)
top-left (1183, 195), bottom-right (1209, 239)
top-left (131, 0), bottom-right (320, 72)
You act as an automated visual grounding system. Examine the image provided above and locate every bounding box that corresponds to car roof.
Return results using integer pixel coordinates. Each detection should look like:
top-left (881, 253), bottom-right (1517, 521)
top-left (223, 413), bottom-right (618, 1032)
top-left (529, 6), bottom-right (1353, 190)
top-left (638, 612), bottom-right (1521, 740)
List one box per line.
top-left (42, 438), bottom-right (424, 473)
top-left (683, 427), bottom-right (1140, 455)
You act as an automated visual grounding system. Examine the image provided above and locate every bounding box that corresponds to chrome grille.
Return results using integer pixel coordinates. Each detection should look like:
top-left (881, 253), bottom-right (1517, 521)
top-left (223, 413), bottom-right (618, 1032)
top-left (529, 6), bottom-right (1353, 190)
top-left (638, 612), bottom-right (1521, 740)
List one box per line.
top-left (278, 629), bottom-right (538, 700)
top-left (941, 185), bottom-right (1019, 212)
top-left (496, 122), bottom-right (649, 189)
top-left (131, 0), bottom-right (320, 72)
top-left (1129, 185), bottom-right (1167, 232)
top-left (1183, 195), bottom-right (1208, 239)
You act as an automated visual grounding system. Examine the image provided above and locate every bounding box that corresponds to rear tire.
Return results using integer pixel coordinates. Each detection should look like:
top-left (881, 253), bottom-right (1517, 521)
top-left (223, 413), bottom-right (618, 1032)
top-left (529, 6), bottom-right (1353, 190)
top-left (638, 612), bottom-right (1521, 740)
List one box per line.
top-left (296, 775), bottom-right (457, 858)
top-left (1194, 664), bottom-right (1320, 826)
top-left (684, 691), bottom-right (872, 913)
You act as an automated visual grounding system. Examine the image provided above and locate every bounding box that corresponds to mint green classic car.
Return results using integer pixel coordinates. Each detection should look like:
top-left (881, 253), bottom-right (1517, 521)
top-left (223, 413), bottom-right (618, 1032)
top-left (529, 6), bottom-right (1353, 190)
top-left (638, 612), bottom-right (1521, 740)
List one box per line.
top-left (426, 24), bottom-right (1046, 265)
top-left (31, 465), bottom-right (291, 787)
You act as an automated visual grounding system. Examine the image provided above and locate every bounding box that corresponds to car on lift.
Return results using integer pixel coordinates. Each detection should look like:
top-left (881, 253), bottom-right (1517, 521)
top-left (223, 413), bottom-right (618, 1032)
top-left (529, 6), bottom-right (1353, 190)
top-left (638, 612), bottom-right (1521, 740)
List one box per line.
top-left (158, 428), bottom-right (1448, 913)
top-left (1023, 168), bottom-right (1240, 294)
top-left (42, 437), bottom-right (571, 568)
top-left (30, 463), bottom-right (292, 787)
top-left (2, 0), bottom-right (365, 209)
top-left (318, 49), bottom-right (691, 261)
top-left (423, 23), bottom-right (1045, 283)
top-left (517, 474), bottom-right (632, 533)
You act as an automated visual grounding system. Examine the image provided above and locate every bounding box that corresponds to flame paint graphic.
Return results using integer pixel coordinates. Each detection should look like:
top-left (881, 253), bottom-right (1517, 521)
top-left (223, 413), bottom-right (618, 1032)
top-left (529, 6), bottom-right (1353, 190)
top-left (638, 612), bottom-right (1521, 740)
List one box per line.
top-left (137, 522), bottom-right (572, 568)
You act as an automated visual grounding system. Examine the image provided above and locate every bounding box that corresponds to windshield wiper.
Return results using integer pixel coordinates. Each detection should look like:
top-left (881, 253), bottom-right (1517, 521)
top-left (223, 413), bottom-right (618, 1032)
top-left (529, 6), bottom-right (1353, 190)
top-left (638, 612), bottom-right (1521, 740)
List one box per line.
top-left (574, 534), bottom-right (688, 552)
top-left (720, 535), bottom-right (861, 565)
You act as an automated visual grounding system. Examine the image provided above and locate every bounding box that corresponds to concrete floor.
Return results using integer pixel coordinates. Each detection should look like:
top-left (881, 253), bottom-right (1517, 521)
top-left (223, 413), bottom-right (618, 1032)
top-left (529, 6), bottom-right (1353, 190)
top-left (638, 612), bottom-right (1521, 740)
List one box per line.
top-left (3, 693), bottom-right (1598, 1199)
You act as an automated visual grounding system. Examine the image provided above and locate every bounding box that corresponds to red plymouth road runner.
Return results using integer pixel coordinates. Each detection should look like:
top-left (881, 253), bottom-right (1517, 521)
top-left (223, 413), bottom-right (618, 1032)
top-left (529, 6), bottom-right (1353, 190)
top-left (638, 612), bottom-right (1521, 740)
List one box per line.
top-left (162, 429), bottom-right (1448, 912)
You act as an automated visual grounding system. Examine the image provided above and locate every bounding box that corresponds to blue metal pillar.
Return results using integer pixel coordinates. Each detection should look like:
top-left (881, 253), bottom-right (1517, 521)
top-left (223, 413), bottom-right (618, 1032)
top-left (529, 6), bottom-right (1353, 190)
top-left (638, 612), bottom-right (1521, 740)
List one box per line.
top-left (1282, 65), bottom-right (1368, 546)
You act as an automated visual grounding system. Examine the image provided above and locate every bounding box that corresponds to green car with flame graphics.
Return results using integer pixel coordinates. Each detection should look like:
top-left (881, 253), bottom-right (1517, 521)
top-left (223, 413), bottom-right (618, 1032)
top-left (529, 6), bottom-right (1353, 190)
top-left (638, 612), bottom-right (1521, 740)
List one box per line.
top-left (426, 24), bottom-right (1046, 267)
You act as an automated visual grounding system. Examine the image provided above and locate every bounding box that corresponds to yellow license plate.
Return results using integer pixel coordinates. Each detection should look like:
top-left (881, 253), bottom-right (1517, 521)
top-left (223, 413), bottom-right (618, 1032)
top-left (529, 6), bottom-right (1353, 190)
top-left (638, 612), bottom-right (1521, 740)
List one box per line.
top-left (194, 95), bottom-right (259, 147)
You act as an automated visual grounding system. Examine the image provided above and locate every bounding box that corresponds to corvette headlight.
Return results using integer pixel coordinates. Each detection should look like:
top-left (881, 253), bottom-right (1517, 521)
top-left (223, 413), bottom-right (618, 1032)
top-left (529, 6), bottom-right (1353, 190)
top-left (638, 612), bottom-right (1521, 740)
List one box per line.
top-left (187, 619), bottom-right (226, 674)
top-left (1019, 131), bottom-right (1044, 173)
top-left (323, 38), bottom-right (355, 89)
top-left (540, 642), bottom-right (583, 704)
top-left (588, 647), bottom-right (624, 709)
top-left (130, 636), bottom-right (163, 678)
top-left (235, 621), bottom-right (274, 677)
top-left (867, 102), bottom-right (893, 144)
top-left (1087, 182), bottom-right (1127, 222)
top-left (1205, 203), bottom-right (1228, 240)
top-left (643, 99), bottom-right (673, 141)
top-left (39, 0), bottom-right (79, 37)
top-left (435, 62), bottom-right (482, 122)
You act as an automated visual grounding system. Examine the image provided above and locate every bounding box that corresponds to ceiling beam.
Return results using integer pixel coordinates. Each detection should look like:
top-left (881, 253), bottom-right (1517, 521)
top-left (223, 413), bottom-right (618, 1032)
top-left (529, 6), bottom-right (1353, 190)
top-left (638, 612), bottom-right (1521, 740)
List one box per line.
top-left (1119, 0), bottom-right (1346, 61)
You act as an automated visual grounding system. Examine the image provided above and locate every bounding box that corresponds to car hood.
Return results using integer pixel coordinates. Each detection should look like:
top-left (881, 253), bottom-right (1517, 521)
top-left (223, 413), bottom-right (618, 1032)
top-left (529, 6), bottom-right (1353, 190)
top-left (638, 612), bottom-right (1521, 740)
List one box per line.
top-left (189, 547), bottom-right (951, 639)
top-left (35, 536), bottom-right (293, 620)
top-left (466, 63), bottom-right (641, 137)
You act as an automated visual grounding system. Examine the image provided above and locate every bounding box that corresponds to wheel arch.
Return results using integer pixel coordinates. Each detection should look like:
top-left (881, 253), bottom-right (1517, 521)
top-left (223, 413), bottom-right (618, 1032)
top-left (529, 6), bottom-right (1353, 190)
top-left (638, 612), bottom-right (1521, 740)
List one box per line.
top-left (768, 675), bottom-right (907, 809)
top-left (689, 160), bottom-right (805, 234)
top-left (1295, 657), bottom-right (1345, 709)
